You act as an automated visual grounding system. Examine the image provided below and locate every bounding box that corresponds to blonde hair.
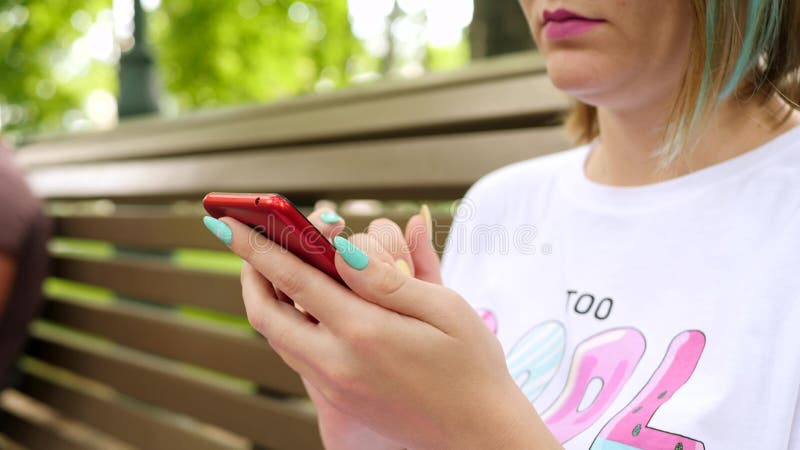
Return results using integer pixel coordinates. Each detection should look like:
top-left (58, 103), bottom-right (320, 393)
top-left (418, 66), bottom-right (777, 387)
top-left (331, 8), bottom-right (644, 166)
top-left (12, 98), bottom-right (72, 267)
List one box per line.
top-left (565, 0), bottom-right (800, 167)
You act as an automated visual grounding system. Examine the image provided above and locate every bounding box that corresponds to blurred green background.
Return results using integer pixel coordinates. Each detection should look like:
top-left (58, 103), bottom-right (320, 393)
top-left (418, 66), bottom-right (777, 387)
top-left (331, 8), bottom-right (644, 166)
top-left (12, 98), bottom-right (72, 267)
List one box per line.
top-left (1, 0), bottom-right (533, 140)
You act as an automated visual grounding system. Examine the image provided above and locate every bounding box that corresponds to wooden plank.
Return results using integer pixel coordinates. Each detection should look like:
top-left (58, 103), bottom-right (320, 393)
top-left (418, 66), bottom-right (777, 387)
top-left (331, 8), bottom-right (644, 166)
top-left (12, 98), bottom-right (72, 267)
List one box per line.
top-left (40, 296), bottom-right (306, 396)
top-left (54, 215), bottom-right (229, 251)
top-left (0, 412), bottom-right (87, 450)
top-left (16, 373), bottom-right (230, 450)
top-left (17, 54), bottom-right (564, 167)
top-left (0, 436), bottom-right (28, 450)
top-left (52, 255), bottom-right (245, 316)
top-left (52, 211), bottom-right (454, 251)
top-left (21, 52), bottom-right (545, 148)
top-left (25, 331), bottom-right (323, 450)
top-left (20, 74), bottom-right (563, 168)
top-left (26, 127), bottom-right (570, 200)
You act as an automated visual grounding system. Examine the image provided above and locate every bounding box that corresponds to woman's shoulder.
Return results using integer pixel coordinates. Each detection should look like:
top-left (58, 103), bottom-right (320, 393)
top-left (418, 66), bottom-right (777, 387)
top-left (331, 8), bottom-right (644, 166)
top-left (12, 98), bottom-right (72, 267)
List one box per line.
top-left (745, 124), bottom-right (800, 195)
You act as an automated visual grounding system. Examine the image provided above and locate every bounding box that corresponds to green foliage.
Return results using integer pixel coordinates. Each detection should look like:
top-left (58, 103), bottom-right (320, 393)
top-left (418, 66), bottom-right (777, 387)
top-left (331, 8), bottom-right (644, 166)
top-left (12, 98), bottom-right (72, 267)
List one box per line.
top-left (427, 37), bottom-right (470, 72)
top-left (148, 0), bottom-right (364, 110)
top-left (1, 0), bottom-right (473, 139)
top-left (0, 0), bottom-right (116, 136)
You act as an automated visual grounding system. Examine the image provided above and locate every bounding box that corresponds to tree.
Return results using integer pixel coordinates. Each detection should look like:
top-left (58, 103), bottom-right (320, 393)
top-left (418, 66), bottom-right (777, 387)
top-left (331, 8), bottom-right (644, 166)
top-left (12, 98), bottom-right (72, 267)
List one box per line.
top-left (0, 0), bottom-right (363, 138)
top-left (1, 0), bottom-right (473, 140)
top-left (0, 0), bottom-right (116, 137)
top-left (147, 0), bottom-right (363, 111)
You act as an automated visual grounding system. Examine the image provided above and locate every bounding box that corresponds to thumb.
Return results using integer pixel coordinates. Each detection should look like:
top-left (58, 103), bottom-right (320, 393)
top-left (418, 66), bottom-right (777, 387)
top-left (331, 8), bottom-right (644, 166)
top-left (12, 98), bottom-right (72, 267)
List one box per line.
top-left (332, 233), bottom-right (457, 329)
top-left (405, 206), bottom-right (442, 285)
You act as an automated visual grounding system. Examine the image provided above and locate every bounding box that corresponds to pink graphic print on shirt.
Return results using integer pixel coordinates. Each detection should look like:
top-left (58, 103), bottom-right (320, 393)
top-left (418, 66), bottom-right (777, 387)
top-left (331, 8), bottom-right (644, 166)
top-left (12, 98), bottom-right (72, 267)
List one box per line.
top-left (484, 310), bottom-right (706, 448)
top-left (590, 330), bottom-right (706, 450)
top-left (542, 328), bottom-right (646, 443)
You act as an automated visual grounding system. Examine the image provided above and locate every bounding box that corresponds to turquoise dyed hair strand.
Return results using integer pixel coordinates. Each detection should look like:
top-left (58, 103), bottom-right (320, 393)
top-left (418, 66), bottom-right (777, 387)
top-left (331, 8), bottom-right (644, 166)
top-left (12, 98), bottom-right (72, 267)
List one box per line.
top-left (719, 0), bottom-right (786, 98)
top-left (659, 0), bottom-right (787, 167)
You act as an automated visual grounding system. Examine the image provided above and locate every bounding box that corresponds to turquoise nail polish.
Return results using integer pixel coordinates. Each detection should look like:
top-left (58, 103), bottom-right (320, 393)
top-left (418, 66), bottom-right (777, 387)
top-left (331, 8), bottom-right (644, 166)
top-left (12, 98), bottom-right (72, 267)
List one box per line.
top-left (320, 211), bottom-right (342, 224)
top-left (333, 236), bottom-right (369, 270)
top-left (203, 216), bottom-right (233, 246)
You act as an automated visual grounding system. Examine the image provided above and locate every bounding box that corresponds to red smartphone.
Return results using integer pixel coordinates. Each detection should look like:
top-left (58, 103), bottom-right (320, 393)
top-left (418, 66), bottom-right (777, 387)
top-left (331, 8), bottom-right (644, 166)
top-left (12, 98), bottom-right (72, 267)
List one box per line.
top-left (203, 193), bottom-right (344, 285)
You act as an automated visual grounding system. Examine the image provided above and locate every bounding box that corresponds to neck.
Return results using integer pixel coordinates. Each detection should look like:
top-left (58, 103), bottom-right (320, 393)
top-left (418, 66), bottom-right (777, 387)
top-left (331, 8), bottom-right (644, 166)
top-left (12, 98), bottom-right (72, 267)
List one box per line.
top-left (586, 93), bottom-right (800, 186)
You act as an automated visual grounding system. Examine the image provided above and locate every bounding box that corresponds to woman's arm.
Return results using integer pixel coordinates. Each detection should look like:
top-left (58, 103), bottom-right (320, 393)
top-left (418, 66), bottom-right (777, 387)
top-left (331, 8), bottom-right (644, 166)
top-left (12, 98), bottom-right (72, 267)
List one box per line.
top-left (0, 253), bottom-right (17, 317)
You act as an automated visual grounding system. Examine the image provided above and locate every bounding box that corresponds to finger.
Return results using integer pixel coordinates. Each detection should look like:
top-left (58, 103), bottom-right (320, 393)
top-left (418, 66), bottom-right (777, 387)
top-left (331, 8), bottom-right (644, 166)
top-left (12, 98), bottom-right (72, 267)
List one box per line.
top-left (240, 261), bottom-right (325, 356)
top-left (238, 256), bottom-right (295, 310)
top-left (405, 213), bottom-right (442, 285)
top-left (307, 208), bottom-right (346, 242)
top-left (332, 233), bottom-right (458, 331)
top-left (216, 216), bottom-right (362, 329)
top-left (242, 264), bottom-right (336, 390)
top-left (367, 218), bottom-right (415, 276)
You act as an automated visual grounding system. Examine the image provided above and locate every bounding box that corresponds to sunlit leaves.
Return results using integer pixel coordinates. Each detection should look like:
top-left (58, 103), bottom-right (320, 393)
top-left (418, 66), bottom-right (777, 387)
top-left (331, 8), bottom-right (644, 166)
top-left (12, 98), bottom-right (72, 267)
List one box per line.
top-left (1, 0), bottom-right (473, 139)
top-left (148, 0), bottom-right (364, 110)
top-left (0, 0), bottom-right (116, 137)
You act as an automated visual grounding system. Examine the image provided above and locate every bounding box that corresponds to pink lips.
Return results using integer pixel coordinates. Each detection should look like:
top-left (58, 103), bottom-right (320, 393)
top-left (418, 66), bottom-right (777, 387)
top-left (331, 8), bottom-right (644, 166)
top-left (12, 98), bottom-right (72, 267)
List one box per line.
top-left (542, 8), bottom-right (605, 39)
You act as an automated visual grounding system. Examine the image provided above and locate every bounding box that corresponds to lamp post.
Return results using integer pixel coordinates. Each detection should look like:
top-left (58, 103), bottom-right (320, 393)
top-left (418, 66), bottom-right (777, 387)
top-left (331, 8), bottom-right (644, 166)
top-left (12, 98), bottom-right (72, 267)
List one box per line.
top-left (118, 0), bottom-right (159, 117)
top-left (470, 0), bottom-right (535, 59)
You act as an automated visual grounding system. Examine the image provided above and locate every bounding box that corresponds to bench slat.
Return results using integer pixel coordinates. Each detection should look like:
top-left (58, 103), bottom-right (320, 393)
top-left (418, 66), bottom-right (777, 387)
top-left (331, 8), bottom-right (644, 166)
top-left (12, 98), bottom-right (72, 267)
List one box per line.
top-left (54, 215), bottom-right (229, 251)
top-left (16, 374), bottom-right (228, 450)
top-left (26, 331), bottom-right (323, 450)
top-left (22, 52), bottom-right (546, 149)
top-left (27, 127), bottom-right (569, 200)
top-left (52, 211), bottom-right (454, 251)
top-left (0, 411), bottom-right (89, 450)
top-left (40, 296), bottom-right (305, 395)
top-left (52, 256), bottom-right (244, 316)
top-left (18, 56), bottom-right (565, 168)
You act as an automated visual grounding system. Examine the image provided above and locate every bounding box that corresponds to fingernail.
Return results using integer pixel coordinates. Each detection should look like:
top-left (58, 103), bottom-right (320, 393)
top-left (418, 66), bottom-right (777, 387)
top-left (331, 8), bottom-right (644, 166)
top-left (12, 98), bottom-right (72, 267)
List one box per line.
top-left (203, 216), bottom-right (233, 246)
top-left (395, 259), bottom-right (411, 276)
top-left (333, 236), bottom-right (369, 270)
top-left (320, 211), bottom-right (342, 224)
top-left (420, 204), bottom-right (433, 242)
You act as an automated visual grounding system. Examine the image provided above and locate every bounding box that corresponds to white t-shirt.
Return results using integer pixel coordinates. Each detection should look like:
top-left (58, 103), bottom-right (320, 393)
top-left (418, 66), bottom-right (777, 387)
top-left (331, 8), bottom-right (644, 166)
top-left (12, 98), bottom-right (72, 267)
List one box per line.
top-left (441, 124), bottom-right (800, 449)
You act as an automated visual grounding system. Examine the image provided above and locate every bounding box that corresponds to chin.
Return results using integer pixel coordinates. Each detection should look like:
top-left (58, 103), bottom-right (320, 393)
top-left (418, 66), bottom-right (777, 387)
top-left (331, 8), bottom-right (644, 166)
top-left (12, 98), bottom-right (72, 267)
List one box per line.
top-left (543, 52), bottom-right (622, 107)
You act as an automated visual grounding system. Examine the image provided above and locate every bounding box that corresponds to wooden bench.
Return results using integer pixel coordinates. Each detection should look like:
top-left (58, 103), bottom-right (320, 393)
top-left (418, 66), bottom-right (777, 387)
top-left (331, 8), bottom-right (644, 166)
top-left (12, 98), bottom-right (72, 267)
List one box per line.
top-left (1, 52), bottom-right (570, 450)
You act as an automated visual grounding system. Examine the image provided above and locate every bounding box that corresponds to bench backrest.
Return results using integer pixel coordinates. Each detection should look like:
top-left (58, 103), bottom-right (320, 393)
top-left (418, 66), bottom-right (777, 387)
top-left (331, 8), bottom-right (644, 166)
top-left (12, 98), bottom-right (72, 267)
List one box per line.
top-left (3, 52), bottom-right (570, 450)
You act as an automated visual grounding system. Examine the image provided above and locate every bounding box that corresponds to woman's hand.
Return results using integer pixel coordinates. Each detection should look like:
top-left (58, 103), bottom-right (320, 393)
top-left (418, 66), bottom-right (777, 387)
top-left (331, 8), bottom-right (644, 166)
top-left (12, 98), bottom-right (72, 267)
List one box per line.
top-left (205, 208), bottom-right (560, 449)
top-left (298, 208), bottom-right (405, 450)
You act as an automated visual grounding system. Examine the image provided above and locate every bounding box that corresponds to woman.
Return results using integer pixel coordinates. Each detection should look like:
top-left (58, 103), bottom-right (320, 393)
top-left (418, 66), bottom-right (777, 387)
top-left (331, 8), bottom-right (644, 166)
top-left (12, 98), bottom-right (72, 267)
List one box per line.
top-left (203, 1), bottom-right (800, 448)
